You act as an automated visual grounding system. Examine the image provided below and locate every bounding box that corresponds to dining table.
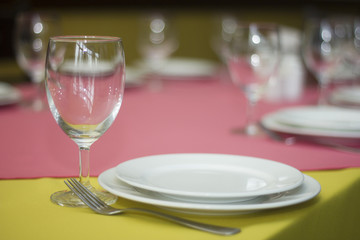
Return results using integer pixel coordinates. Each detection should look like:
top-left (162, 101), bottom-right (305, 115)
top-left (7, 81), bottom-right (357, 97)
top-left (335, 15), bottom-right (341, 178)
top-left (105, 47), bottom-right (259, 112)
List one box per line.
top-left (1, 63), bottom-right (360, 240)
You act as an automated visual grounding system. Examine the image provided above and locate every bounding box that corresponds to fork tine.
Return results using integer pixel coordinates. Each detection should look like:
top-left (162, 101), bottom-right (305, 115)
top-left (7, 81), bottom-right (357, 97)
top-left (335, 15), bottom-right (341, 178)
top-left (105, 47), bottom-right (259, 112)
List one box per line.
top-left (68, 178), bottom-right (107, 208)
top-left (68, 179), bottom-right (101, 207)
top-left (64, 180), bottom-right (100, 212)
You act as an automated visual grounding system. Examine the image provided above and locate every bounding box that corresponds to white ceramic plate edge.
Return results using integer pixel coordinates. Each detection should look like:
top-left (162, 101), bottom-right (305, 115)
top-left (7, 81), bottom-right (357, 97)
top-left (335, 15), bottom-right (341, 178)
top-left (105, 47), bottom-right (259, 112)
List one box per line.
top-left (273, 106), bottom-right (360, 130)
top-left (261, 109), bottom-right (360, 138)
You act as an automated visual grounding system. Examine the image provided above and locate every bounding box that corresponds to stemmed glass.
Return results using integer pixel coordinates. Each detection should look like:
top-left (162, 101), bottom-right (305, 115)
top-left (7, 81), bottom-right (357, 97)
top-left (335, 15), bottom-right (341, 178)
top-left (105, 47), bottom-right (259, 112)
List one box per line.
top-left (302, 16), bottom-right (354, 105)
top-left (225, 23), bottom-right (280, 136)
top-left (138, 13), bottom-right (178, 68)
top-left (45, 36), bottom-right (125, 207)
top-left (137, 13), bottom-right (178, 90)
top-left (211, 14), bottom-right (238, 63)
top-left (14, 11), bottom-right (61, 111)
top-left (352, 18), bottom-right (360, 81)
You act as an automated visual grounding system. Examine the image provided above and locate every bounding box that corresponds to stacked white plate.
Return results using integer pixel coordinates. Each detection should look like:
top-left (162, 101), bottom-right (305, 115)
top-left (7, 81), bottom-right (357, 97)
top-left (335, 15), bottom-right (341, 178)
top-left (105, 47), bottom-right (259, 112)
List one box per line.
top-left (261, 106), bottom-right (360, 138)
top-left (98, 153), bottom-right (321, 215)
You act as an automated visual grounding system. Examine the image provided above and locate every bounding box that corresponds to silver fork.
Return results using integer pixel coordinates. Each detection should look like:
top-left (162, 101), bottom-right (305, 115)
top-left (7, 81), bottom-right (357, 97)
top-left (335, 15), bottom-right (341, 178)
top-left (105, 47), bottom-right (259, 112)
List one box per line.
top-left (65, 178), bottom-right (240, 236)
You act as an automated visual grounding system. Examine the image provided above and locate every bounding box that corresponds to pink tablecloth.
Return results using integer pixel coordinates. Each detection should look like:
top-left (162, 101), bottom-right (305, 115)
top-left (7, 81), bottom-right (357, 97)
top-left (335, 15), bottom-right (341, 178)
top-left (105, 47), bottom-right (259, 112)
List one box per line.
top-left (0, 79), bottom-right (359, 179)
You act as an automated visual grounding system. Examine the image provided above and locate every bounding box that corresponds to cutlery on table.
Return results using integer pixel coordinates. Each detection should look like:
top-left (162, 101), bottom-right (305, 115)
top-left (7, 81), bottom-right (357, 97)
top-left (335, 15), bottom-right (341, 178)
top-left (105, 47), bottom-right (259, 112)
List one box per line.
top-left (65, 178), bottom-right (241, 236)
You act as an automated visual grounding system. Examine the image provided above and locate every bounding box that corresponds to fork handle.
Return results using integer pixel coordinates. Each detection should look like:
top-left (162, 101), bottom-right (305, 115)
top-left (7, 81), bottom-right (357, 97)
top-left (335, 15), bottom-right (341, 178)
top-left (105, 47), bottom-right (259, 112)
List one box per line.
top-left (123, 208), bottom-right (240, 236)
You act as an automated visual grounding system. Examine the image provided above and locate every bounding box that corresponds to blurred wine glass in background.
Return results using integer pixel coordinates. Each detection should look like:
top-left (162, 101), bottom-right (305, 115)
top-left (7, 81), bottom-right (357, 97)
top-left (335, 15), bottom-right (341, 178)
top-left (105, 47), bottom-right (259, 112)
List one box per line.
top-left (302, 16), bottom-right (355, 105)
top-left (350, 17), bottom-right (360, 83)
top-left (211, 14), bottom-right (238, 64)
top-left (138, 13), bottom-right (178, 71)
top-left (14, 11), bottom-right (61, 111)
top-left (225, 23), bottom-right (280, 136)
top-left (137, 13), bottom-right (178, 90)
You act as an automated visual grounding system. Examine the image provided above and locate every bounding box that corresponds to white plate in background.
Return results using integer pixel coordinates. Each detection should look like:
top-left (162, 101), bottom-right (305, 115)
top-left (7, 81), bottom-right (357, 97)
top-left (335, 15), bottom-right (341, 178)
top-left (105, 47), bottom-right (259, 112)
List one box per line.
top-left (158, 58), bottom-right (217, 78)
top-left (261, 106), bottom-right (360, 138)
top-left (0, 82), bottom-right (21, 106)
top-left (135, 58), bottom-right (218, 79)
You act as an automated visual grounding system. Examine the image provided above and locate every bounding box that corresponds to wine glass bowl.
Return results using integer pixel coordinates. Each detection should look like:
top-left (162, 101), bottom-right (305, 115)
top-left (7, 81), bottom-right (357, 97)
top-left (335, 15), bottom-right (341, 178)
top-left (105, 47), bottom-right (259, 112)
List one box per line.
top-left (14, 11), bottom-right (61, 111)
top-left (225, 23), bottom-right (280, 135)
top-left (45, 36), bottom-right (125, 207)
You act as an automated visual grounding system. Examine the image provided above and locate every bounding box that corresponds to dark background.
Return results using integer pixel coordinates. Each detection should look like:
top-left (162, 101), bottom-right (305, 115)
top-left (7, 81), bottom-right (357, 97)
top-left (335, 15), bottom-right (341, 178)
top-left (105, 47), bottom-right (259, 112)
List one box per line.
top-left (1, 0), bottom-right (359, 60)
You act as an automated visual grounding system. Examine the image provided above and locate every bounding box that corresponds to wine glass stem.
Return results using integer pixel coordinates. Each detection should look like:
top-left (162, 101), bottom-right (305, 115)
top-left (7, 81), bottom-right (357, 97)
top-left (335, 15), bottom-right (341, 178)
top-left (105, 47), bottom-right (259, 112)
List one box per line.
top-left (245, 98), bottom-right (258, 135)
top-left (79, 147), bottom-right (90, 186)
top-left (318, 77), bottom-right (330, 105)
top-left (30, 77), bottom-right (46, 111)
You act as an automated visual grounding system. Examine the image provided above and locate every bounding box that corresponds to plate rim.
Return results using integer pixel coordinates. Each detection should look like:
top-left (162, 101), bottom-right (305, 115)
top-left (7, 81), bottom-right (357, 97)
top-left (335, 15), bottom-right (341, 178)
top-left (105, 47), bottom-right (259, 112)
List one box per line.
top-left (114, 153), bottom-right (304, 199)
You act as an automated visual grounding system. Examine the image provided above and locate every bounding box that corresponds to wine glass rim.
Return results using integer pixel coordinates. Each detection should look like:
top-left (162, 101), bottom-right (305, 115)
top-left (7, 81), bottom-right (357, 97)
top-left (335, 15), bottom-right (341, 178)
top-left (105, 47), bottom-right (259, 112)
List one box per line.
top-left (50, 35), bottom-right (122, 42)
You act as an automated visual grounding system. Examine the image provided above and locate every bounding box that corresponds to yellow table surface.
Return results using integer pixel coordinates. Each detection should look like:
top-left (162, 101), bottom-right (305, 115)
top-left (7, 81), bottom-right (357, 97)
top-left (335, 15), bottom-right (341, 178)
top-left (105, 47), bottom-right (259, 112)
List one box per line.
top-left (1, 168), bottom-right (360, 240)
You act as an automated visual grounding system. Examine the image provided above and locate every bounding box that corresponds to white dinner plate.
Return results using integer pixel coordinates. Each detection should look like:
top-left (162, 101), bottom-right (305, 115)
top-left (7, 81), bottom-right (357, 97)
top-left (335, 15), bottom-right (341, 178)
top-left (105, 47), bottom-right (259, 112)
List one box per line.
top-left (114, 153), bottom-right (304, 203)
top-left (98, 168), bottom-right (320, 215)
top-left (0, 82), bottom-right (21, 106)
top-left (261, 106), bottom-right (360, 138)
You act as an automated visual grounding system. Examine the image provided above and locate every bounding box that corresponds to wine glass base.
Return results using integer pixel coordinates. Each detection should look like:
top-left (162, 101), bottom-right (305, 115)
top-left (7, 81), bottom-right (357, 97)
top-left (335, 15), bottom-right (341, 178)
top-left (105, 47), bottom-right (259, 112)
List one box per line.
top-left (51, 188), bottom-right (117, 207)
top-left (231, 124), bottom-right (263, 136)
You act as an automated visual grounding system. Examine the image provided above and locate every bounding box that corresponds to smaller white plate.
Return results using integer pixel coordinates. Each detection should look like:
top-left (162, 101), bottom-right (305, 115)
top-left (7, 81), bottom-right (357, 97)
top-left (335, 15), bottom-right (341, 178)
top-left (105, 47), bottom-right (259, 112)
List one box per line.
top-left (0, 82), bottom-right (21, 106)
top-left (99, 168), bottom-right (320, 215)
top-left (261, 106), bottom-right (360, 138)
top-left (114, 153), bottom-right (304, 203)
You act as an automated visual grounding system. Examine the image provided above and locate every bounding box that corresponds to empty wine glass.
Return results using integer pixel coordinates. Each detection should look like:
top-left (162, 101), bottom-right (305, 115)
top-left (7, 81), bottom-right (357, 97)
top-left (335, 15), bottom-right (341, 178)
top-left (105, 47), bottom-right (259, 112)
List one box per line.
top-left (225, 23), bottom-right (280, 136)
top-left (45, 36), bottom-right (125, 207)
top-left (137, 12), bottom-right (178, 92)
top-left (211, 14), bottom-right (238, 63)
top-left (352, 18), bottom-right (360, 82)
top-left (302, 16), bottom-right (355, 105)
top-left (14, 11), bottom-right (61, 111)
top-left (138, 13), bottom-right (178, 68)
